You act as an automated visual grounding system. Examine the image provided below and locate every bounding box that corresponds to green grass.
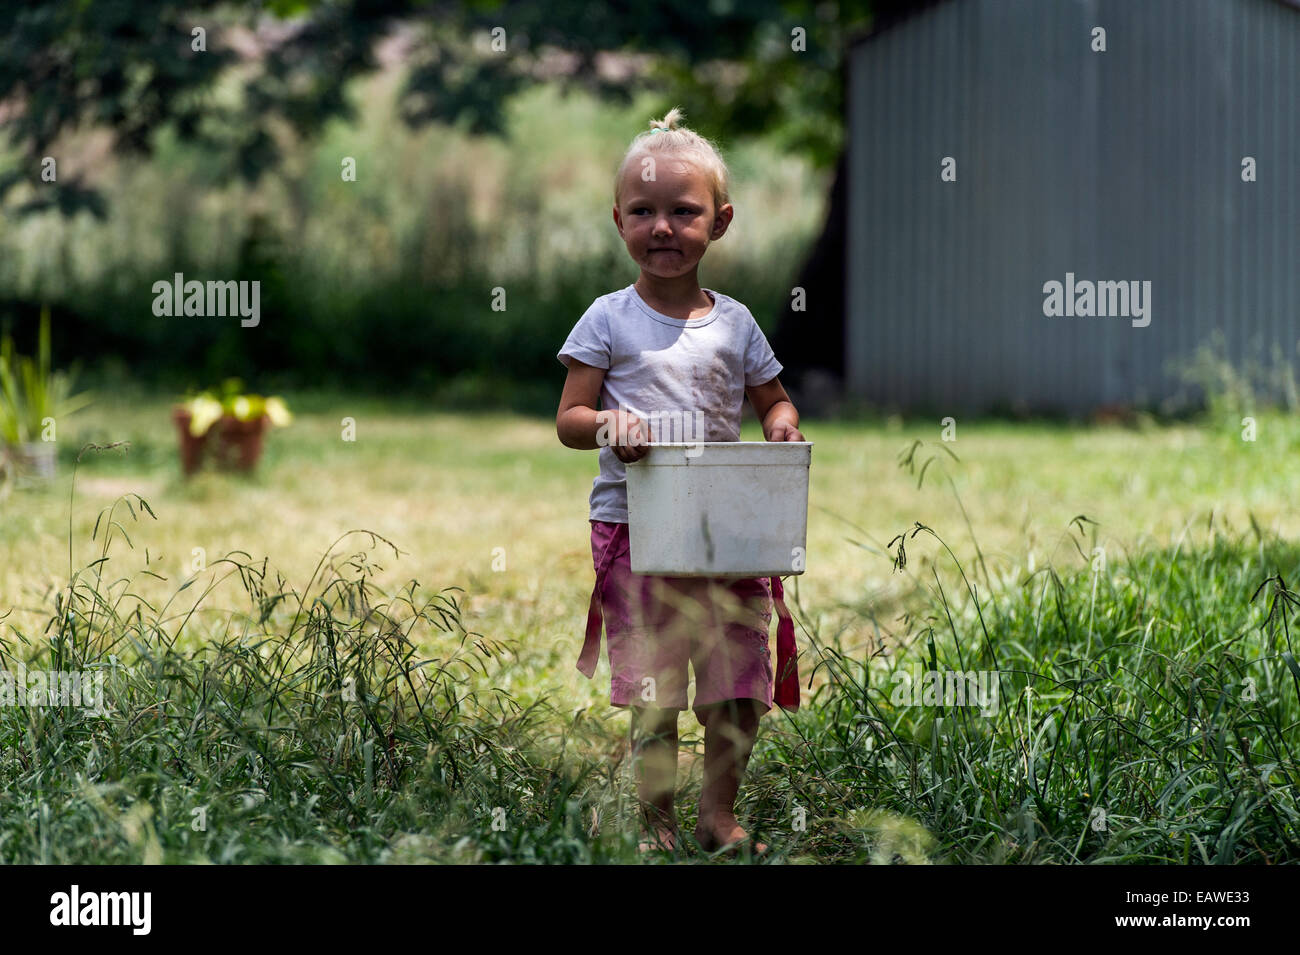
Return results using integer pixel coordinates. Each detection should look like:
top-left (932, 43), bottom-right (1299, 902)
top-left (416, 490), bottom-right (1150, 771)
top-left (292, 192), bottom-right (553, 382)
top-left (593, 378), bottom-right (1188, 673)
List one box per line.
top-left (765, 519), bottom-right (1300, 863)
top-left (2, 394), bottom-right (1299, 862)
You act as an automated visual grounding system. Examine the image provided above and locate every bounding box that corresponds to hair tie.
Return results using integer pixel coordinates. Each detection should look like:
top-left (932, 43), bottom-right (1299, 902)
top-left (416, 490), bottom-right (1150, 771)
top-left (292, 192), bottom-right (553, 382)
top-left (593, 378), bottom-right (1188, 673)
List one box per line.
top-left (651, 126), bottom-right (665, 134)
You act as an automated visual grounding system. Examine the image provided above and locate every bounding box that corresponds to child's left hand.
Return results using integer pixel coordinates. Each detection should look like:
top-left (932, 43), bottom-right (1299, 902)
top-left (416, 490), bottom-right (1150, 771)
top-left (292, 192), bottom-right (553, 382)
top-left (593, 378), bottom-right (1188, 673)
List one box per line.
top-left (749, 381), bottom-right (805, 443)
top-left (766, 421), bottom-right (805, 442)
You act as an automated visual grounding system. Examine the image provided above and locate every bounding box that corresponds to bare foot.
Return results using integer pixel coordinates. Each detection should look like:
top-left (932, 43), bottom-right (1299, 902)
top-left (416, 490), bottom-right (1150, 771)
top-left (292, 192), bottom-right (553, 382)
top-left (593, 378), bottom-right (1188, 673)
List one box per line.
top-left (694, 813), bottom-right (769, 857)
top-left (638, 805), bottom-right (680, 854)
top-left (637, 824), bottom-right (680, 853)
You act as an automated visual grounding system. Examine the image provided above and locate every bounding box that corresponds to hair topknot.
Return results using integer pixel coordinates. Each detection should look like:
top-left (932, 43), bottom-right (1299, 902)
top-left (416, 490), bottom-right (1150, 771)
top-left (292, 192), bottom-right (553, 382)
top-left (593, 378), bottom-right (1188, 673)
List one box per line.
top-left (613, 106), bottom-right (730, 213)
top-left (650, 107), bottom-right (685, 132)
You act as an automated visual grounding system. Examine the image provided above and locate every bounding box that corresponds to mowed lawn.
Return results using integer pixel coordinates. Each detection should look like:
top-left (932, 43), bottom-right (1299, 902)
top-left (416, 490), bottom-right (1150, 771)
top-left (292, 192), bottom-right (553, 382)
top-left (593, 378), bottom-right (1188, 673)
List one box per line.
top-left (3, 391), bottom-right (1298, 730)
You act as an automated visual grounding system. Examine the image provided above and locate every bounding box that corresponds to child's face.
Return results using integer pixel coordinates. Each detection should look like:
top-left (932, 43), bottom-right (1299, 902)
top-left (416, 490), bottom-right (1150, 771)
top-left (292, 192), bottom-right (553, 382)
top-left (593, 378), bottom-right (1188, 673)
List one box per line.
top-left (613, 158), bottom-right (733, 280)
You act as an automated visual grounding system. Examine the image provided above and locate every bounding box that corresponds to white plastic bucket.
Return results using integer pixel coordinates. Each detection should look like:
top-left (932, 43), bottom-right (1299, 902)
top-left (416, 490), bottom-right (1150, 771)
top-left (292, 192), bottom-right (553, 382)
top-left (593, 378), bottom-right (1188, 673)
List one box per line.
top-left (625, 441), bottom-right (812, 577)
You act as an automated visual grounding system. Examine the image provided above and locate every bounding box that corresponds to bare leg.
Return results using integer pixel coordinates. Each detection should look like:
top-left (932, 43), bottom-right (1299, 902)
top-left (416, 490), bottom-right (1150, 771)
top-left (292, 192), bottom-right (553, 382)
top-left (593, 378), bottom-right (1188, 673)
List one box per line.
top-left (631, 705), bottom-right (680, 851)
top-left (695, 698), bottom-right (767, 854)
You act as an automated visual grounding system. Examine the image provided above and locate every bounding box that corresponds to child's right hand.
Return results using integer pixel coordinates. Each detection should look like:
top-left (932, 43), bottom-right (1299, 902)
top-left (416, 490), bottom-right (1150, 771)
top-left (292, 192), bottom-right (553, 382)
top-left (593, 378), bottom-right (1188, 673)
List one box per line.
top-left (600, 410), bottom-right (653, 463)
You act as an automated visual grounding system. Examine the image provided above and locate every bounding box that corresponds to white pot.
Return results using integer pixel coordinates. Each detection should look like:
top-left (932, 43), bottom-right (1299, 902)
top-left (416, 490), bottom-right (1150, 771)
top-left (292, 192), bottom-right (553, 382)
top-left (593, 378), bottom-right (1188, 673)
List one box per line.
top-left (16, 441), bottom-right (57, 480)
top-left (626, 441), bottom-right (812, 577)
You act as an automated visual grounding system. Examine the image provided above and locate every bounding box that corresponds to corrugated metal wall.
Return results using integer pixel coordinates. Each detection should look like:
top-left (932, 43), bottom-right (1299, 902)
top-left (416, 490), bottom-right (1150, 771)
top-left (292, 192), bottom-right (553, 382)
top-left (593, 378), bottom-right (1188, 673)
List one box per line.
top-left (846, 0), bottom-right (1300, 415)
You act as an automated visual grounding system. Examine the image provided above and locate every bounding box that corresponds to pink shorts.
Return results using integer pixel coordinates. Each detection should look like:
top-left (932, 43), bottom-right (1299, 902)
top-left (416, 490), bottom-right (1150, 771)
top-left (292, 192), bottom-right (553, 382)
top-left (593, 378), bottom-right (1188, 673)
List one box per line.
top-left (583, 519), bottom-right (775, 716)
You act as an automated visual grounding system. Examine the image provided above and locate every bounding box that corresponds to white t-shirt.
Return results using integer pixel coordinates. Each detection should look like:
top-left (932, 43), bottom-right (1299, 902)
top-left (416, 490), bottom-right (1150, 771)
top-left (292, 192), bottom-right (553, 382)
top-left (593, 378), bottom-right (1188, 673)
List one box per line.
top-left (557, 284), bottom-right (784, 523)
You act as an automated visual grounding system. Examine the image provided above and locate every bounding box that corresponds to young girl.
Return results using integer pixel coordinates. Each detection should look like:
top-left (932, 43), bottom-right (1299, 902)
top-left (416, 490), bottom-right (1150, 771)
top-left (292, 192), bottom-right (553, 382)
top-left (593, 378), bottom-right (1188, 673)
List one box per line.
top-left (555, 108), bottom-right (805, 857)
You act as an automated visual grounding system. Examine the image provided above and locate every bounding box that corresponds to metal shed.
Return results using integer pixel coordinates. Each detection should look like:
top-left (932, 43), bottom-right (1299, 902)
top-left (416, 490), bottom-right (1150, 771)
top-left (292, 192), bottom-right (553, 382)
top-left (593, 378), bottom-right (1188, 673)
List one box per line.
top-left (846, 0), bottom-right (1300, 416)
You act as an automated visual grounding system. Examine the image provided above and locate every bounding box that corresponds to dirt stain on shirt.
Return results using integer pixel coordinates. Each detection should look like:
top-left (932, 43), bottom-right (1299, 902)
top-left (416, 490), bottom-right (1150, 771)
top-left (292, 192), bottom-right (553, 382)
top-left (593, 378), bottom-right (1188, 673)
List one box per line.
top-left (691, 355), bottom-right (740, 441)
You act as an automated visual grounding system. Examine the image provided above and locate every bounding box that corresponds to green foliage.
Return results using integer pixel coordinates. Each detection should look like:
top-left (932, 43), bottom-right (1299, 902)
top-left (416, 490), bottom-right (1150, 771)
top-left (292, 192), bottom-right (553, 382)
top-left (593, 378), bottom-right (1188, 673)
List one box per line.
top-left (0, 306), bottom-right (93, 444)
top-left (178, 379), bottom-right (292, 436)
top-left (2, 4), bottom-right (845, 394)
top-left (745, 469), bottom-right (1300, 864)
top-left (1, 0), bottom-right (870, 218)
top-left (0, 458), bottom-right (636, 863)
top-left (1171, 328), bottom-right (1300, 419)
top-left (0, 82), bottom-right (823, 400)
top-left (0, 2), bottom-right (236, 215)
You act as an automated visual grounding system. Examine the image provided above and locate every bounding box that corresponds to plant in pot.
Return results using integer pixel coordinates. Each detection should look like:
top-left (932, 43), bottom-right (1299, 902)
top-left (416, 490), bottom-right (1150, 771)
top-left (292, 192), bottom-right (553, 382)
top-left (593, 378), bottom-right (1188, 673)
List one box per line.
top-left (0, 308), bottom-right (94, 483)
top-left (173, 379), bottom-right (291, 475)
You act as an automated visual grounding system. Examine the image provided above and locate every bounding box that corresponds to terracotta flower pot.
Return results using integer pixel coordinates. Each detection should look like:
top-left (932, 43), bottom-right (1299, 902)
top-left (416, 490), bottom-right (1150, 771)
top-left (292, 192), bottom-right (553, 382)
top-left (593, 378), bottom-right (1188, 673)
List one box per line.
top-left (172, 408), bottom-right (211, 477)
top-left (215, 414), bottom-right (270, 472)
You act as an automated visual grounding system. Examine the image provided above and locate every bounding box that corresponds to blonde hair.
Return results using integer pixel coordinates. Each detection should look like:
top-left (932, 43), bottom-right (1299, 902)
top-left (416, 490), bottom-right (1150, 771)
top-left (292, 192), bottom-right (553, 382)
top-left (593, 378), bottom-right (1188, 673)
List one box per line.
top-left (613, 107), bottom-right (730, 214)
